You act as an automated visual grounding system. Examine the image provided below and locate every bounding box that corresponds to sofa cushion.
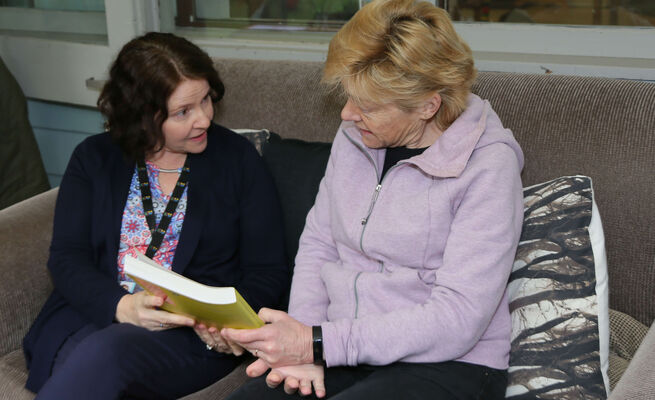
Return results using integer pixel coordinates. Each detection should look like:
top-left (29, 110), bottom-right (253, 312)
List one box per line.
top-left (179, 359), bottom-right (250, 400)
top-left (608, 309), bottom-right (649, 390)
top-left (507, 176), bottom-right (609, 399)
top-left (609, 320), bottom-right (655, 399)
top-left (261, 132), bottom-right (332, 270)
top-left (0, 350), bottom-right (35, 400)
top-left (472, 74), bottom-right (655, 329)
top-left (0, 188), bottom-right (56, 357)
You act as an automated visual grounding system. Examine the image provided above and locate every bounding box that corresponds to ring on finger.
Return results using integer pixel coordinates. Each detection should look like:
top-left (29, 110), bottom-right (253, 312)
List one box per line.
top-left (159, 323), bottom-right (164, 328)
top-left (206, 343), bottom-right (214, 351)
top-left (254, 349), bottom-right (259, 357)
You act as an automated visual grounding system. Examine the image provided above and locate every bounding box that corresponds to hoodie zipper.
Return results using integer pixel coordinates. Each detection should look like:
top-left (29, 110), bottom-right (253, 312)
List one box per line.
top-left (343, 130), bottom-right (403, 318)
top-left (358, 163), bottom-right (405, 246)
top-left (359, 183), bottom-right (381, 249)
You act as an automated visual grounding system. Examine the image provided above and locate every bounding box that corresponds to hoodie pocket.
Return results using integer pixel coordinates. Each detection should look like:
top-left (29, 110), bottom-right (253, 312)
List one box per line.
top-left (320, 262), bottom-right (361, 321)
top-left (353, 267), bottom-right (434, 317)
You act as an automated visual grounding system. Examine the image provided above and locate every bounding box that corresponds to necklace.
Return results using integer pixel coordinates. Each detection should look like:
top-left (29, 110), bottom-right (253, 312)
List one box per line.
top-left (145, 159), bottom-right (184, 173)
top-left (156, 167), bottom-right (182, 173)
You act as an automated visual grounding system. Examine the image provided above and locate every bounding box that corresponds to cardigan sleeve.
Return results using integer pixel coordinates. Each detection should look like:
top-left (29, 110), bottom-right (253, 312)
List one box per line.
top-left (47, 138), bottom-right (127, 328)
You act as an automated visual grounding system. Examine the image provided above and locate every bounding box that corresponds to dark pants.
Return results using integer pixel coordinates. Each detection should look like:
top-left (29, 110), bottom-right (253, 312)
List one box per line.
top-left (35, 323), bottom-right (238, 400)
top-left (228, 360), bottom-right (507, 400)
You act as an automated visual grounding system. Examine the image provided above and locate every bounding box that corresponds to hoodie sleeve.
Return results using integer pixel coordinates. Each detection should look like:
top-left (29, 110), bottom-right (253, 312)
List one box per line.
top-left (287, 135), bottom-right (342, 326)
top-left (321, 142), bottom-right (524, 367)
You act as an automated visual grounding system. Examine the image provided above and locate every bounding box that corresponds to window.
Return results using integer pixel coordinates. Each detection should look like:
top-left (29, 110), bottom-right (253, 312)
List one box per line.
top-left (1, 0), bottom-right (104, 11)
top-left (174, 0), bottom-right (362, 31)
top-left (448, 0), bottom-right (654, 26)
top-left (163, 0), bottom-right (655, 82)
top-left (0, 0), bottom-right (653, 109)
top-left (0, 1), bottom-right (159, 106)
top-left (172, 0), bottom-right (653, 29)
top-left (0, 0), bottom-right (107, 40)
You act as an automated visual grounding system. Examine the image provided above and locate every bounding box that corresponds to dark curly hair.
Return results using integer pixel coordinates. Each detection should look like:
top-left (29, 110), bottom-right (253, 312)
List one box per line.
top-left (97, 32), bottom-right (224, 161)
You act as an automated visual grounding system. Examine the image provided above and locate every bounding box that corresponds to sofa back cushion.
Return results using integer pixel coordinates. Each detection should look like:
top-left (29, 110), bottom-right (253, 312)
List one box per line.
top-left (262, 132), bottom-right (331, 267)
top-left (214, 59), bottom-right (655, 327)
top-left (215, 59), bottom-right (342, 143)
top-left (472, 73), bottom-right (655, 327)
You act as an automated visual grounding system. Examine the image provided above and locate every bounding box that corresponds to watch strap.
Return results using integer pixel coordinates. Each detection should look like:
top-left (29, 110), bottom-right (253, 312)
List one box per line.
top-left (312, 325), bottom-right (324, 365)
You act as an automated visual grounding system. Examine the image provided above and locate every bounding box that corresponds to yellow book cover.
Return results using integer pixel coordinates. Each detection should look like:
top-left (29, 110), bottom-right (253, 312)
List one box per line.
top-left (124, 253), bottom-right (264, 329)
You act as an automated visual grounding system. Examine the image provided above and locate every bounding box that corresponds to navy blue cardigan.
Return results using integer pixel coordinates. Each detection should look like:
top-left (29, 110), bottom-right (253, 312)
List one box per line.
top-left (23, 123), bottom-right (289, 391)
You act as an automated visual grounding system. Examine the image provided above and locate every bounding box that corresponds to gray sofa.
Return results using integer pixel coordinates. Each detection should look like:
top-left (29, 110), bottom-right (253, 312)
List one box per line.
top-left (0, 59), bottom-right (653, 399)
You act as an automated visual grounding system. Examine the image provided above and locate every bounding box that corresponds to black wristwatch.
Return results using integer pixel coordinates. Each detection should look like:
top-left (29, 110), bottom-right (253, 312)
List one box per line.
top-left (312, 325), bottom-right (324, 365)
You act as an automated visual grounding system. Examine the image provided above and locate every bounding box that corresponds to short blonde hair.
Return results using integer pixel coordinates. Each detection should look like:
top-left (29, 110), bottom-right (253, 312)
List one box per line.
top-left (323, 0), bottom-right (476, 131)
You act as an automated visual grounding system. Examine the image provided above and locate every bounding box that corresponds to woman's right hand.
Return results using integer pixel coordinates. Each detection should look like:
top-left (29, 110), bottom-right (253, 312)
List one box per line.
top-left (115, 292), bottom-right (195, 330)
top-left (221, 308), bottom-right (314, 369)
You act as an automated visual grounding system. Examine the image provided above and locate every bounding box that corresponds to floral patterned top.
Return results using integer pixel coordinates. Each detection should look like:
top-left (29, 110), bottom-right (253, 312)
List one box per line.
top-left (116, 161), bottom-right (188, 292)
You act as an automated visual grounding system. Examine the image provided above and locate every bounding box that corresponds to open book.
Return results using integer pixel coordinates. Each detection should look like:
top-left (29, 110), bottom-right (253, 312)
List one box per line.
top-left (124, 253), bottom-right (264, 329)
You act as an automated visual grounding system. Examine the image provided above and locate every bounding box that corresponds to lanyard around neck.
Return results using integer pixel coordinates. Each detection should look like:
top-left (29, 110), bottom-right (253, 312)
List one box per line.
top-left (136, 157), bottom-right (190, 259)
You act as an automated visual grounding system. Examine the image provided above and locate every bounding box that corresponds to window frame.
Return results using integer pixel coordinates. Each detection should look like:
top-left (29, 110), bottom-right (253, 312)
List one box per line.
top-left (0, 7), bottom-right (107, 35)
top-left (0, 1), bottom-right (159, 106)
top-left (0, 0), bottom-right (653, 108)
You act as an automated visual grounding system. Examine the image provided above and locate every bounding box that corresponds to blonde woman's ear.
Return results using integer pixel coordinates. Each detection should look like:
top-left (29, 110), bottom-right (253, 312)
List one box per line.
top-left (421, 91), bottom-right (442, 120)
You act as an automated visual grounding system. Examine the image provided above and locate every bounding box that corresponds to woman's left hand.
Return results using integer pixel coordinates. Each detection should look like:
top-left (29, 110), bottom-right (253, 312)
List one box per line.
top-left (221, 308), bottom-right (313, 368)
top-left (194, 323), bottom-right (244, 355)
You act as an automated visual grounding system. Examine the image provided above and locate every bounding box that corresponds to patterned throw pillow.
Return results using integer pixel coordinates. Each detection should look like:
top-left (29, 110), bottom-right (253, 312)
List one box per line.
top-left (506, 176), bottom-right (610, 399)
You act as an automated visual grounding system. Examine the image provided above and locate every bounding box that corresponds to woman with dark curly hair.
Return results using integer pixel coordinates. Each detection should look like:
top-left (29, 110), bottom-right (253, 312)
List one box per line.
top-left (22, 32), bottom-right (289, 399)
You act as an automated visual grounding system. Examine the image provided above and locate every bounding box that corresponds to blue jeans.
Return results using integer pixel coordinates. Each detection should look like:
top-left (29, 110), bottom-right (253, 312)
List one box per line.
top-left (228, 360), bottom-right (508, 399)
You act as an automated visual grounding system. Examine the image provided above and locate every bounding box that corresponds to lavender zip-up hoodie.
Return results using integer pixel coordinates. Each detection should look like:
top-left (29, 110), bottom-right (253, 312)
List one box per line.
top-left (288, 94), bottom-right (524, 370)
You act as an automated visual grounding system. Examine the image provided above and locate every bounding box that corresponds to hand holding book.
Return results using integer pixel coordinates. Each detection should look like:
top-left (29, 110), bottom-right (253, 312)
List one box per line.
top-left (194, 323), bottom-right (245, 355)
top-left (124, 253), bottom-right (264, 330)
top-left (115, 289), bottom-right (195, 331)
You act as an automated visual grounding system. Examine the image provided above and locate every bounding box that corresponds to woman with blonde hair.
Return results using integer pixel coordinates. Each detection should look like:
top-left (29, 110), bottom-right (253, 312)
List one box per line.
top-left (224, 0), bottom-right (524, 398)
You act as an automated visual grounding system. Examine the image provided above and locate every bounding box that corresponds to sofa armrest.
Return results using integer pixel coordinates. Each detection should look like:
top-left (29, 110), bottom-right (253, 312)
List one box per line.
top-left (0, 188), bottom-right (57, 356)
top-left (610, 320), bottom-right (655, 399)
